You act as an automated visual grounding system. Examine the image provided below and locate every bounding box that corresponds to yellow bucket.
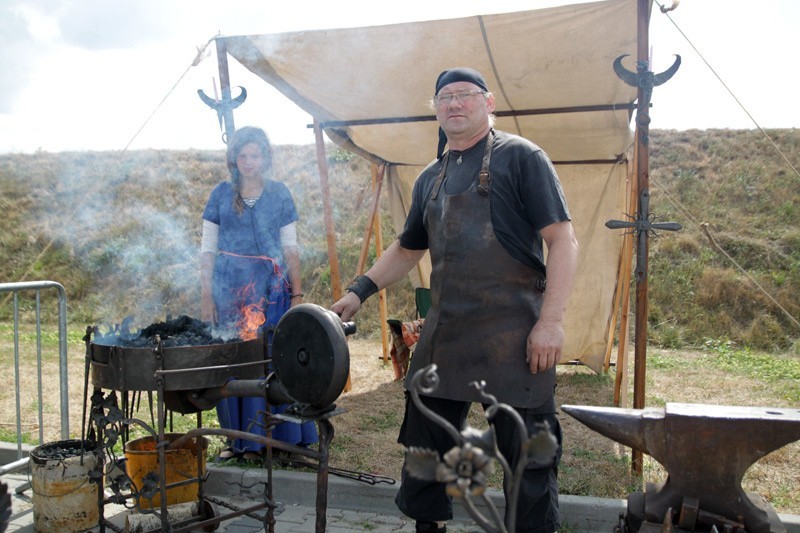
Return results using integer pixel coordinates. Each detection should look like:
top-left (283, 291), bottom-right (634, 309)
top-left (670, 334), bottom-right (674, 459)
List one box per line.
top-left (124, 433), bottom-right (207, 509)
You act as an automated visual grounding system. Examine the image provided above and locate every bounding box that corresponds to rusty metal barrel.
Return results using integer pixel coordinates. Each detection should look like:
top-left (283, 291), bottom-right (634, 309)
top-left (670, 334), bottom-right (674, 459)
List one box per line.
top-left (29, 439), bottom-right (99, 533)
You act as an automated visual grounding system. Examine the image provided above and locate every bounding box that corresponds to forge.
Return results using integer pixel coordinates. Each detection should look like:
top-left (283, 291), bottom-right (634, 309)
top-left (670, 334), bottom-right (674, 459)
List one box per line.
top-left (82, 303), bottom-right (354, 532)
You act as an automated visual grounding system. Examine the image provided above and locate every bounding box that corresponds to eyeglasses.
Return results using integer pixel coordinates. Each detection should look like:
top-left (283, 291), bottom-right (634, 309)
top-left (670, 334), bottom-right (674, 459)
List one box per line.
top-left (434, 89), bottom-right (486, 105)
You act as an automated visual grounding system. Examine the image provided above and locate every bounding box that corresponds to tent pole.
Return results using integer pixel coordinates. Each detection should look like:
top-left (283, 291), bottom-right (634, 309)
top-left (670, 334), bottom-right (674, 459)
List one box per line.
top-left (356, 165), bottom-right (385, 275)
top-left (631, 0), bottom-right (651, 475)
top-left (605, 164), bottom-right (635, 373)
top-left (613, 154), bottom-right (637, 408)
top-left (213, 37), bottom-right (236, 143)
top-left (312, 119), bottom-right (344, 302)
top-left (312, 119), bottom-right (350, 392)
top-left (372, 165), bottom-right (390, 364)
top-left (355, 164), bottom-right (389, 363)
top-left (603, 262), bottom-right (621, 374)
top-left (606, 0), bottom-right (680, 474)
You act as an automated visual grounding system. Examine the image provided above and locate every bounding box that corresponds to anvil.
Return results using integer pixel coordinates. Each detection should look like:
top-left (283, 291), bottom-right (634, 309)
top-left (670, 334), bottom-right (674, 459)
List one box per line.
top-left (561, 403), bottom-right (800, 533)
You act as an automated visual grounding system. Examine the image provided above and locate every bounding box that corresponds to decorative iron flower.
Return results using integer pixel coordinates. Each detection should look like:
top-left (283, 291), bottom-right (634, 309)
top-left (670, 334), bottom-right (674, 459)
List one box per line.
top-left (437, 443), bottom-right (494, 498)
top-left (404, 443), bottom-right (495, 498)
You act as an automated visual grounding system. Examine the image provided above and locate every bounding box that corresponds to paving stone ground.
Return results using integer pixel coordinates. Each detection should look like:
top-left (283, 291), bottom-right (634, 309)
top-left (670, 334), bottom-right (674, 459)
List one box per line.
top-left (0, 469), bottom-right (479, 532)
top-left (3, 463), bottom-right (797, 532)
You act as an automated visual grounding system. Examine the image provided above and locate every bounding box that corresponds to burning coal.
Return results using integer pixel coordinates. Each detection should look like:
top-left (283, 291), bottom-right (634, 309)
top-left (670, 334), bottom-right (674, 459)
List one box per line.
top-left (93, 315), bottom-right (239, 348)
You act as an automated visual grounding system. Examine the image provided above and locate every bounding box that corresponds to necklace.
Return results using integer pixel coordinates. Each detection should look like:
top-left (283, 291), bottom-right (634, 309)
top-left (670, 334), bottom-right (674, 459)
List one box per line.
top-left (456, 154), bottom-right (463, 165)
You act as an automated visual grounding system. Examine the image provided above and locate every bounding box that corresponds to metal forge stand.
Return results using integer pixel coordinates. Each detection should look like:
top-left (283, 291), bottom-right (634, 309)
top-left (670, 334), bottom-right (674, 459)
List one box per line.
top-left (82, 304), bottom-right (353, 533)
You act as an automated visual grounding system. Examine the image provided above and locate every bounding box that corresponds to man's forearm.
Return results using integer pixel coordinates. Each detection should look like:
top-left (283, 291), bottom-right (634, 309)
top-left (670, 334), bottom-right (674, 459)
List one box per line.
top-left (539, 223), bottom-right (578, 324)
top-left (362, 240), bottom-right (426, 291)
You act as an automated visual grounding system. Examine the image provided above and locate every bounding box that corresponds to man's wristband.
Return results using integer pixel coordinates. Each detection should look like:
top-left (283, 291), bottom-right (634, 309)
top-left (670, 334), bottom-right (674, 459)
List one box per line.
top-left (346, 275), bottom-right (379, 304)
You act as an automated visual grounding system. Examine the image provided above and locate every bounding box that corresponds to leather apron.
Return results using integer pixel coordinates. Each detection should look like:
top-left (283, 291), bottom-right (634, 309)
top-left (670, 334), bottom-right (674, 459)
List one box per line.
top-left (405, 131), bottom-right (555, 409)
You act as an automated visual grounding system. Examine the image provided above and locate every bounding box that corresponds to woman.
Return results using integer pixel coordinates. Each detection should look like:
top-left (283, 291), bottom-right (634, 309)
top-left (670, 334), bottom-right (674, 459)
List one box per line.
top-left (200, 126), bottom-right (318, 461)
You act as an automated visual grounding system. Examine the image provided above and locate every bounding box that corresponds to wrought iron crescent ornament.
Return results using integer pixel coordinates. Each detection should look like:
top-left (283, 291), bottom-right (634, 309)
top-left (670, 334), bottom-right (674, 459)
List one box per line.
top-left (197, 86), bottom-right (248, 131)
top-left (613, 54), bottom-right (681, 114)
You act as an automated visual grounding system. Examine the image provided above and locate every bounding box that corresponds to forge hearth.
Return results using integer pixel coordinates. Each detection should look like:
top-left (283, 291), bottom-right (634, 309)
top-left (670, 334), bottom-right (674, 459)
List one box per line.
top-left (89, 315), bottom-right (267, 392)
top-left (93, 314), bottom-right (234, 348)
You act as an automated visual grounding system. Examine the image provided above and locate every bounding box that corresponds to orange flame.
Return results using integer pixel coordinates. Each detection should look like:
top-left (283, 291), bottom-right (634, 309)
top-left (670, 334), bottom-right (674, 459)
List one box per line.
top-left (235, 282), bottom-right (266, 340)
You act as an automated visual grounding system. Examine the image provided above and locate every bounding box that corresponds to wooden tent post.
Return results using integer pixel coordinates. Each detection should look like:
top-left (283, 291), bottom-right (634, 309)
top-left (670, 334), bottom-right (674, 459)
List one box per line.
top-left (312, 118), bottom-right (350, 392)
top-left (629, 0), bottom-right (652, 476)
top-left (371, 165), bottom-right (390, 363)
top-left (603, 162), bottom-right (632, 375)
top-left (355, 164), bottom-right (385, 274)
top-left (606, 0), bottom-right (680, 474)
top-left (312, 119), bottom-right (344, 301)
top-left (354, 164), bottom-right (389, 362)
top-left (613, 156), bottom-right (637, 408)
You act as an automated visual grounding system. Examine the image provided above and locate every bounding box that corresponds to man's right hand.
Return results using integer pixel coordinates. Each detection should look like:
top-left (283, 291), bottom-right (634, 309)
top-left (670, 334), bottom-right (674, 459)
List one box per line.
top-left (331, 291), bottom-right (362, 321)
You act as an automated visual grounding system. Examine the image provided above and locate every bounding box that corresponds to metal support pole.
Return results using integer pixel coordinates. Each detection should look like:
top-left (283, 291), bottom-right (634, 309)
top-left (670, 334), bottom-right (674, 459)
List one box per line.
top-left (606, 0), bottom-right (681, 474)
top-left (631, 0), bottom-right (652, 474)
top-left (215, 38), bottom-right (236, 143)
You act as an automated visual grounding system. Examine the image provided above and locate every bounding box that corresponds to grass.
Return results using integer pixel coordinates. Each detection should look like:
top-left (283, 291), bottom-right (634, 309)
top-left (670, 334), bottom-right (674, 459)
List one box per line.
top-left (704, 343), bottom-right (800, 402)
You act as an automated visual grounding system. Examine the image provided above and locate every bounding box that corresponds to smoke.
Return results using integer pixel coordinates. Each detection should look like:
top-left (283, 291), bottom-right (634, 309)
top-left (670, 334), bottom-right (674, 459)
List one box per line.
top-left (44, 150), bottom-right (212, 329)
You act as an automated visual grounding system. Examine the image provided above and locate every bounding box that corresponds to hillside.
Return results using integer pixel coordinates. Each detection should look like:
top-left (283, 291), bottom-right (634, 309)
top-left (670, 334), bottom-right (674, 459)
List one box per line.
top-left (1, 129), bottom-right (799, 353)
top-left (648, 129), bottom-right (800, 351)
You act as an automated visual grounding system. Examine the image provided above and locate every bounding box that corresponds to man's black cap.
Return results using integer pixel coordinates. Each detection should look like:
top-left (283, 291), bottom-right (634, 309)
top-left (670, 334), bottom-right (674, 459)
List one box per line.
top-left (435, 67), bottom-right (489, 159)
top-left (435, 67), bottom-right (488, 95)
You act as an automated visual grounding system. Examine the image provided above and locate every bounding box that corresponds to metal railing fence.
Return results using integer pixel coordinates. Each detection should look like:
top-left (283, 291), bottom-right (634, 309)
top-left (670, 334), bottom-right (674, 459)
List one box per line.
top-left (0, 281), bottom-right (70, 463)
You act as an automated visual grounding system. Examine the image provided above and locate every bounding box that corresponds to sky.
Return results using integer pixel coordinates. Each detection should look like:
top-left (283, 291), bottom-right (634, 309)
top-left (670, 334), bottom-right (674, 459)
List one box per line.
top-left (1, 0), bottom-right (798, 154)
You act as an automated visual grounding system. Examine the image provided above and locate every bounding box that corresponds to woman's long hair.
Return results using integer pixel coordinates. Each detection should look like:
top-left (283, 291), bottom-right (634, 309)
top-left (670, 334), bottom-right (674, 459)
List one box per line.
top-left (227, 126), bottom-right (273, 214)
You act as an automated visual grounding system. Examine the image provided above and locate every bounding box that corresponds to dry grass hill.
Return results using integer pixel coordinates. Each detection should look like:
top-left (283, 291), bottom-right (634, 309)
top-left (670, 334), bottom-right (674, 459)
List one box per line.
top-left (0, 128), bottom-right (799, 351)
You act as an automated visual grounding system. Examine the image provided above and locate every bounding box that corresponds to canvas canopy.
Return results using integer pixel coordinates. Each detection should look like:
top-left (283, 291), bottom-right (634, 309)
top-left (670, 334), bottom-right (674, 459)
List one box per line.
top-left (221, 0), bottom-right (648, 372)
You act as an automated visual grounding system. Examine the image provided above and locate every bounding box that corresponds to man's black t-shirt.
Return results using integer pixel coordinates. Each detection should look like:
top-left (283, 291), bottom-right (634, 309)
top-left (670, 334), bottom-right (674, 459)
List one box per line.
top-left (398, 130), bottom-right (571, 276)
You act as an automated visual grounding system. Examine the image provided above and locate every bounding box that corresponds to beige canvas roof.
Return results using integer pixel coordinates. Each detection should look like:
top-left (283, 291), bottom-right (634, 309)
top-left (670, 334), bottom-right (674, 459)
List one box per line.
top-left (221, 0), bottom-right (648, 371)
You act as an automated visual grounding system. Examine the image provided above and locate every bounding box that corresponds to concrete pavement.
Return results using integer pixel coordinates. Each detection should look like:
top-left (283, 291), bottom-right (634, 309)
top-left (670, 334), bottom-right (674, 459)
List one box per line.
top-left (1, 442), bottom-right (798, 532)
top-left (1, 465), bottom-right (626, 532)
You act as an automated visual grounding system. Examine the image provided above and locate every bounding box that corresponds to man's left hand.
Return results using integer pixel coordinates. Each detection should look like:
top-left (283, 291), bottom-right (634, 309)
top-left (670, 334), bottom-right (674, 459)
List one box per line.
top-left (526, 319), bottom-right (563, 374)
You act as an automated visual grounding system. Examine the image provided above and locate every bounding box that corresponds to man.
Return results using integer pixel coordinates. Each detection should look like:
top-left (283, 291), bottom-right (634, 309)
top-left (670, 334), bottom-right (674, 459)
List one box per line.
top-left (332, 67), bottom-right (578, 533)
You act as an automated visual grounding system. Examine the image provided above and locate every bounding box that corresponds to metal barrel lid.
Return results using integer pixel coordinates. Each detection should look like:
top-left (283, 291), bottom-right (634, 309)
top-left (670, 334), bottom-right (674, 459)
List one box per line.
top-left (271, 303), bottom-right (350, 409)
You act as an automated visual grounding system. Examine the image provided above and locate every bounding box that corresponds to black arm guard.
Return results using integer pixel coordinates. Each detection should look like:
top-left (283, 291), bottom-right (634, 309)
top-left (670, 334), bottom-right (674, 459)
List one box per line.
top-left (346, 275), bottom-right (379, 303)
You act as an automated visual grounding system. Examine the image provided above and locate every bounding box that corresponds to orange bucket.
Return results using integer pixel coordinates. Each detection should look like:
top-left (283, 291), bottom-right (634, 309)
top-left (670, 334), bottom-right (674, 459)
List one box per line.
top-left (124, 433), bottom-right (207, 509)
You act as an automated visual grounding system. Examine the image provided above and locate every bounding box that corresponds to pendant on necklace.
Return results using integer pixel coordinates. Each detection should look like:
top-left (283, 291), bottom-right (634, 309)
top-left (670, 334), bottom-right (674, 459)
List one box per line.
top-left (456, 154), bottom-right (463, 165)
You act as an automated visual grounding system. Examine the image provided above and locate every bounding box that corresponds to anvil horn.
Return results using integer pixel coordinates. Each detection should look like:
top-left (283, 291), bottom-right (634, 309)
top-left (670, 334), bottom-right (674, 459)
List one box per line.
top-left (560, 404), bottom-right (653, 452)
